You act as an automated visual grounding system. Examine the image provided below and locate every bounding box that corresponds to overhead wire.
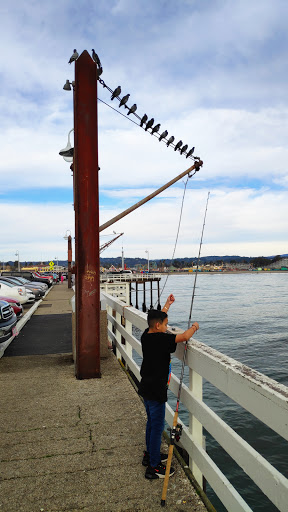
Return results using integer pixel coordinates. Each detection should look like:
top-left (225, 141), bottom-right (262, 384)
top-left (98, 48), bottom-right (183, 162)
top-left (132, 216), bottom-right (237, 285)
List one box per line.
top-left (97, 76), bottom-right (198, 160)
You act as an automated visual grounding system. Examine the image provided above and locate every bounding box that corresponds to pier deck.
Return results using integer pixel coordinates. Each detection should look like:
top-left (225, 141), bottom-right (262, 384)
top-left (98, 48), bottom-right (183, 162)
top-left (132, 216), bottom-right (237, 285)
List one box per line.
top-left (0, 284), bottom-right (207, 512)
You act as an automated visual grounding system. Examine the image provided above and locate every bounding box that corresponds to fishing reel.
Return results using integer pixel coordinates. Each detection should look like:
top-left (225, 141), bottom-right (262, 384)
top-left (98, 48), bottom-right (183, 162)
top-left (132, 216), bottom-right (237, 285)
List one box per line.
top-left (168, 423), bottom-right (183, 445)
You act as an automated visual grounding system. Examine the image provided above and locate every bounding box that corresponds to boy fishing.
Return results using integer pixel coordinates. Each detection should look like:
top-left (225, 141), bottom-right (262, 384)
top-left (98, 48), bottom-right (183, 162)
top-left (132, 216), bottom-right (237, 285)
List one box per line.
top-left (138, 293), bottom-right (199, 479)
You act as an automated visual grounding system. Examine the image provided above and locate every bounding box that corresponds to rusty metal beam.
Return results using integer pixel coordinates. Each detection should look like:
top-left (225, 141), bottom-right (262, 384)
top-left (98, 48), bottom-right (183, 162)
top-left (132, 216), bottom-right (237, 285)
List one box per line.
top-left (99, 160), bottom-right (203, 232)
top-left (74, 50), bottom-right (101, 379)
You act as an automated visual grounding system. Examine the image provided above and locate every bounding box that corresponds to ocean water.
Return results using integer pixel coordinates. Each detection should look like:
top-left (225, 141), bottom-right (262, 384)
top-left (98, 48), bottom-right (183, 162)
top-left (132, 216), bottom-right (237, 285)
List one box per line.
top-left (131, 273), bottom-right (288, 512)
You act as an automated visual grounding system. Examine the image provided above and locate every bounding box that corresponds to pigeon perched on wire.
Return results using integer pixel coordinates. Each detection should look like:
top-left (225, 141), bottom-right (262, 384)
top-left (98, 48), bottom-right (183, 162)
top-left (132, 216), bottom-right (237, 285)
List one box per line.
top-left (145, 118), bottom-right (154, 131)
top-left (180, 144), bottom-right (188, 155)
top-left (186, 147), bottom-right (195, 158)
top-left (92, 49), bottom-right (101, 68)
top-left (68, 49), bottom-right (79, 64)
top-left (174, 140), bottom-right (183, 151)
top-left (151, 123), bottom-right (161, 135)
top-left (140, 114), bottom-right (148, 127)
top-left (119, 94), bottom-right (130, 108)
top-left (159, 130), bottom-right (168, 142)
top-left (166, 136), bottom-right (175, 147)
top-left (127, 104), bottom-right (137, 116)
top-left (96, 67), bottom-right (103, 78)
top-left (111, 86), bottom-right (121, 100)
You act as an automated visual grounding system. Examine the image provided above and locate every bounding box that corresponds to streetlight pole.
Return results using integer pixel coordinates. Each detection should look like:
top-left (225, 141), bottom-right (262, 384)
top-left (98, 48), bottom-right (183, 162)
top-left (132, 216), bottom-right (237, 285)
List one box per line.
top-left (145, 250), bottom-right (149, 273)
top-left (15, 251), bottom-right (20, 271)
top-left (64, 230), bottom-right (72, 288)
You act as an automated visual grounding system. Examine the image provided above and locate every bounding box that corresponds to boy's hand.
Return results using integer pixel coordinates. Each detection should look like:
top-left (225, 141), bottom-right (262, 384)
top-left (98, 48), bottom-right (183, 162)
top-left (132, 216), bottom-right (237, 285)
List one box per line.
top-left (167, 294), bottom-right (175, 305)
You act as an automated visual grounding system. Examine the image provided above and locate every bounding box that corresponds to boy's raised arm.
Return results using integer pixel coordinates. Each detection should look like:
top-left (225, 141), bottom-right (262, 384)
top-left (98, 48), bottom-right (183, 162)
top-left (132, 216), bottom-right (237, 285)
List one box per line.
top-left (162, 293), bottom-right (175, 313)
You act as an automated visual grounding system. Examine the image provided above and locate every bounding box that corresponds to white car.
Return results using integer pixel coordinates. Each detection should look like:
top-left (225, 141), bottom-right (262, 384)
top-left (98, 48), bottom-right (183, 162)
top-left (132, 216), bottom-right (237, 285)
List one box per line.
top-left (0, 281), bottom-right (30, 304)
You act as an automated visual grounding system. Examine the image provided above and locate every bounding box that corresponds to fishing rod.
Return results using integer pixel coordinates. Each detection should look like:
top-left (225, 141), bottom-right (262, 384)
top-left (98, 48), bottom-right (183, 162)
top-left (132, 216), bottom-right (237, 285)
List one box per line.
top-left (161, 191), bottom-right (210, 508)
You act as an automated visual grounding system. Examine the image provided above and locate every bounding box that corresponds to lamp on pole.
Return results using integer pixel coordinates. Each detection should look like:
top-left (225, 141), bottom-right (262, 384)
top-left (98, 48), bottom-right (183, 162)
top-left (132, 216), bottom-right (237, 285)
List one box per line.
top-left (145, 250), bottom-right (149, 273)
top-left (59, 129), bottom-right (74, 162)
top-left (54, 256), bottom-right (59, 269)
top-left (64, 230), bottom-right (72, 288)
top-left (15, 251), bottom-right (20, 271)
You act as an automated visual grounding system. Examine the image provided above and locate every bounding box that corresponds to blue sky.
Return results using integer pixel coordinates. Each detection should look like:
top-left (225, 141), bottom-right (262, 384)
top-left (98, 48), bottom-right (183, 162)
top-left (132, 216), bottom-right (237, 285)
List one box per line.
top-left (0, 0), bottom-right (287, 263)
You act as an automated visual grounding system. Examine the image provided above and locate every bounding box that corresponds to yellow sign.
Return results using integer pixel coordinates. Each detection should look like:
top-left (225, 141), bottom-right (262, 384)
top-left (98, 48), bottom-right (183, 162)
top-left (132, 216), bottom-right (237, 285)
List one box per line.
top-left (49, 261), bottom-right (54, 268)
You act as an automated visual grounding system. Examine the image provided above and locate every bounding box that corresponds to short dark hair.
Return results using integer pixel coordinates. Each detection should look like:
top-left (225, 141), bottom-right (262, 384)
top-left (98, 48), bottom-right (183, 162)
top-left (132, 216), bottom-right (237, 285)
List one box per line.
top-left (147, 309), bottom-right (167, 328)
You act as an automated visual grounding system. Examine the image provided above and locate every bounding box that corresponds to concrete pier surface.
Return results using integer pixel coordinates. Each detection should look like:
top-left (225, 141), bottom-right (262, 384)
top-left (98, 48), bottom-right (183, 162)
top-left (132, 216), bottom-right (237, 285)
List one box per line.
top-left (0, 284), bottom-right (208, 512)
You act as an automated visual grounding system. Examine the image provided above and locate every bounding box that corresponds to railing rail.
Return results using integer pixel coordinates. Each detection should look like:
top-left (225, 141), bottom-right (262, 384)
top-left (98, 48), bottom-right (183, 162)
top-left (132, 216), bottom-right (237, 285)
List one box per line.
top-left (100, 272), bottom-right (161, 282)
top-left (101, 291), bottom-right (288, 512)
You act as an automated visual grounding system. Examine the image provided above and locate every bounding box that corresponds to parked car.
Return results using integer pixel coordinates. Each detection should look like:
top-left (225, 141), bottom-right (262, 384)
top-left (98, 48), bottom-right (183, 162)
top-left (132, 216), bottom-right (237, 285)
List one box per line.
top-left (8, 276), bottom-right (48, 292)
top-left (0, 296), bottom-right (23, 317)
top-left (0, 300), bottom-right (17, 343)
top-left (0, 281), bottom-right (30, 304)
top-left (40, 272), bottom-right (59, 283)
top-left (1, 271), bottom-right (52, 288)
top-left (33, 272), bottom-right (53, 286)
top-left (0, 277), bottom-right (44, 300)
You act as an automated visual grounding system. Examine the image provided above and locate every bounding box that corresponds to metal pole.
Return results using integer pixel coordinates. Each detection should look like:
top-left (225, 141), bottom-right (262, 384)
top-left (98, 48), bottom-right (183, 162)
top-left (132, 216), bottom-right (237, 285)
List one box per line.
top-left (67, 235), bottom-right (72, 289)
top-left (74, 50), bottom-right (101, 379)
top-left (99, 160), bottom-right (202, 232)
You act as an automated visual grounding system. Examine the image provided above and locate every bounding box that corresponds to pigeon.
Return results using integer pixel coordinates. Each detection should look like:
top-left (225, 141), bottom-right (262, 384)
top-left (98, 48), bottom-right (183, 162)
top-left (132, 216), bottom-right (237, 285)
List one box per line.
top-left (111, 86), bottom-right (121, 100)
top-left (174, 140), bottom-right (183, 151)
top-left (145, 118), bottom-right (154, 131)
top-left (180, 144), bottom-right (188, 155)
top-left (119, 94), bottom-right (130, 108)
top-left (127, 104), bottom-right (137, 115)
top-left (68, 49), bottom-right (79, 64)
top-left (186, 147), bottom-right (195, 158)
top-left (140, 114), bottom-right (148, 127)
top-left (96, 66), bottom-right (103, 78)
top-left (166, 136), bottom-right (175, 147)
top-left (92, 49), bottom-right (101, 68)
top-left (151, 123), bottom-right (161, 135)
top-left (159, 130), bottom-right (168, 142)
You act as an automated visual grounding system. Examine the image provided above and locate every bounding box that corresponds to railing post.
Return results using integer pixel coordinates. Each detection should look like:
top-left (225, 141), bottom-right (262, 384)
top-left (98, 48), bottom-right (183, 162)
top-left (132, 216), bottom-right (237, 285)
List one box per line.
top-left (189, 367), bottom-right (203, 488)
top-left (125, 318), bottom-right (133, 365)
top-left (106, 304), bottom-right (112, 347)
top-left (115, 310), bottom-right (122, 359)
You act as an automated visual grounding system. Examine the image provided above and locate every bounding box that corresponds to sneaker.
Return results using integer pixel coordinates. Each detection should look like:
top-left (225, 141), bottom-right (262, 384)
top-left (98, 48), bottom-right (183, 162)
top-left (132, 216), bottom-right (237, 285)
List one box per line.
top-left (142, 450), bottom-right (168, 467)
top-left (145, 462), bottom-right (175, 480)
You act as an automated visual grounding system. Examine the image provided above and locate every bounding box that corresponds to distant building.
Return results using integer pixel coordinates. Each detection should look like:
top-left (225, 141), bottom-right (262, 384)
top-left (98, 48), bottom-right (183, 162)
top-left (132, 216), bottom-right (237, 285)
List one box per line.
top-left (270, 257), bottom-right (288, 269)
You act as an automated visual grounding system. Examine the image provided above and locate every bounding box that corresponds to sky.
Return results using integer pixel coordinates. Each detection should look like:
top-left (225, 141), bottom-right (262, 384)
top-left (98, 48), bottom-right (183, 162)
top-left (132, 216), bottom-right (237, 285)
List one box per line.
top-left (1, 0), bottom-right (287, 264)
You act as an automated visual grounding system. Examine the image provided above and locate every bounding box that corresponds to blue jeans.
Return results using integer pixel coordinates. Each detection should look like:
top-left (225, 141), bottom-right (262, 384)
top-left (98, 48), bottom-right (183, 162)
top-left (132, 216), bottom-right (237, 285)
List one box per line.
top-left (144, 399), bottom-right (166, 467)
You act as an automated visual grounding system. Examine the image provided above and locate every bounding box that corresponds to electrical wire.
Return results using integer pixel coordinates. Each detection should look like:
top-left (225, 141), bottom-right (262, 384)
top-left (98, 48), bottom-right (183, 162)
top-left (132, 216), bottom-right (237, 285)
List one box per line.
top-left (98, 77), bottom-right (198, 160)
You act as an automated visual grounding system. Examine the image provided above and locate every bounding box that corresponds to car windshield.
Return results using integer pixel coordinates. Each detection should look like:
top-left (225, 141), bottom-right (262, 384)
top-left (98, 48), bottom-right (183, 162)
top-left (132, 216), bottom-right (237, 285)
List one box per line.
top-left (3, 278), bottom-right (21, 284)
top-left (0, 280), bottom-right (15, 288)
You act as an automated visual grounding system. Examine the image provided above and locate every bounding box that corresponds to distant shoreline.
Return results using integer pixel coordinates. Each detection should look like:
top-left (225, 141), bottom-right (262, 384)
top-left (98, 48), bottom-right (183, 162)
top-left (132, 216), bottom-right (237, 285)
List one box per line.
top-left (159, 270), bottom-right (288, 275)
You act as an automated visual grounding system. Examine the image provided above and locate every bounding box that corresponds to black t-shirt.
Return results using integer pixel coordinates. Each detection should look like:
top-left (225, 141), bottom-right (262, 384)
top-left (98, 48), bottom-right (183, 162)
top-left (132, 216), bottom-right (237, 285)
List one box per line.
top-left (138, 328), bottom-right (177, 403)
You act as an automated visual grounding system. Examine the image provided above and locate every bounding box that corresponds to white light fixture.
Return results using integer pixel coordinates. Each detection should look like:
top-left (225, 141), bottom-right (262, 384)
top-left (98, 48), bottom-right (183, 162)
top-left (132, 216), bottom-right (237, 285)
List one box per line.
top-left (59, 129), bottom-right (74, 163)
top-left (64, 229), bottom-right (72, 240)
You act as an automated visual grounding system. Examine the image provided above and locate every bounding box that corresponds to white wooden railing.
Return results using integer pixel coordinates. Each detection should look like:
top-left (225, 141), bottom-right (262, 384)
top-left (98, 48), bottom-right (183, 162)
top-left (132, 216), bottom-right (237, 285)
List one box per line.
top-left (100, 272), bottom-right (161, 283)
top-left (101, 291), bottom-right (288, 512)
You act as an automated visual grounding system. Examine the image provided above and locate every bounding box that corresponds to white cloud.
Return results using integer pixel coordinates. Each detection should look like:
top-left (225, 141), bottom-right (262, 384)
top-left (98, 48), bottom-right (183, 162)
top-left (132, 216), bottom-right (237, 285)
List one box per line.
top-left (1, 0), bottom-right (287, 260)
top-left (0, 203), bottom-right (74, 262)
top-left (99, 187), bottom-right (288, 258)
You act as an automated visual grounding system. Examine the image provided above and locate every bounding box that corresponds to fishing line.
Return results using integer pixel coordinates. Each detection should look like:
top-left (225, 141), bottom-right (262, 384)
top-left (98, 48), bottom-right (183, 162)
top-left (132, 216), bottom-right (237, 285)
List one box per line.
top-left (161, 191), bottom-right (210, 507)
top-left (153, 172), bottom-right (196, 309)
top-left (187, 191), bottom-right (210, 328)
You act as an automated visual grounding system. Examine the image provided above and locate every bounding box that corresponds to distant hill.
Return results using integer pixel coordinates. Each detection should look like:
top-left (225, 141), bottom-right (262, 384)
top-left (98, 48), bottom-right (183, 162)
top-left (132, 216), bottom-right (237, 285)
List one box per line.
top-left (5, 254), bottom-right (288, 269)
